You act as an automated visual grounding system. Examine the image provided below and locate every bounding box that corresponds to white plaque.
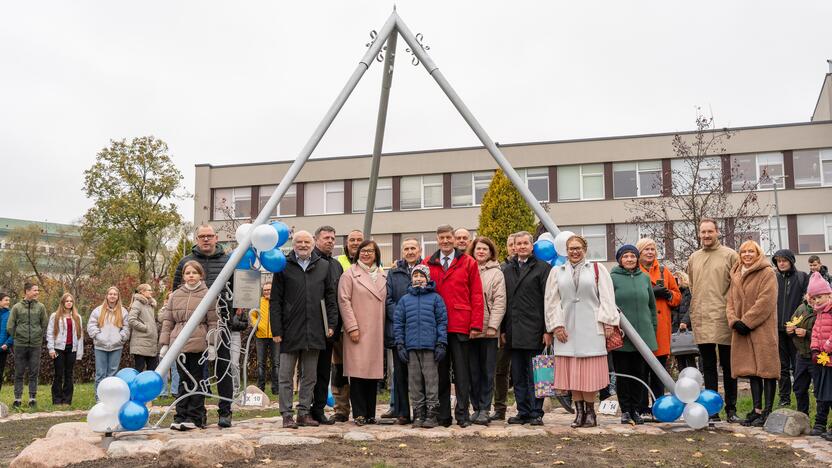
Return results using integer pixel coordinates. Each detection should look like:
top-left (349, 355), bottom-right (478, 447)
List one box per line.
top-left (244, 393), bottom-right (264, 407)
top-left (599, 400), bottom-right (619, 415)
top-left (233, 269), bottom-right (262, 309)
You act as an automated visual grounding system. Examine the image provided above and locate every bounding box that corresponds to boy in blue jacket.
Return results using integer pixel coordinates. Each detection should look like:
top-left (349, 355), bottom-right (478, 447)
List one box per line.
top-left (394, 265), bottom-right (448, 429)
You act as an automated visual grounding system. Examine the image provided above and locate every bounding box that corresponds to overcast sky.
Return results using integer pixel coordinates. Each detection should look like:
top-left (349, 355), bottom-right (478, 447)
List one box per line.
top-left (2, 1), bottom-right (830, 225)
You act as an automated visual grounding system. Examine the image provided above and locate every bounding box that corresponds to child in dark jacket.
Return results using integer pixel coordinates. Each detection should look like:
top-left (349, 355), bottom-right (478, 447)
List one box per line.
top-left (393, 265), bottom-right (448, 429)
top-left (786, 296), bottom-right (819, 428)
top-left (808, 272), bottom-right (832, 441)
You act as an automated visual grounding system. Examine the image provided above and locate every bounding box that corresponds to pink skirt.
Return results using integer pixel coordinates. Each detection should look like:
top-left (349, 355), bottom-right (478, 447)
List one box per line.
top-left (554, 355), bottom-right (609, 392)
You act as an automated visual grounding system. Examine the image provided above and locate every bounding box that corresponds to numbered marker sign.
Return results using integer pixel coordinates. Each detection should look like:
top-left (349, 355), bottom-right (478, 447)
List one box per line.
top-left (244, 393), bottom-right (264, 407)
top-left (599, 400), bottom-right (619, 416)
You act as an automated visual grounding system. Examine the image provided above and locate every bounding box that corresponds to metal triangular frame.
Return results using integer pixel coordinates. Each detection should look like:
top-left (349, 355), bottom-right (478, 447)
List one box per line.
top-left (155, 11), bottom-right (675, 403)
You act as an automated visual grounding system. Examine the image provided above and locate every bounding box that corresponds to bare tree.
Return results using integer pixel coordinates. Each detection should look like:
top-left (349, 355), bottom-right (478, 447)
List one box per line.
top-left (52, 227), bottom-right (98, 308)
top-left (624, 110), bottom-right (770, 269)
top-left (6, 224), bottom-right (53, 293)
top-left (146, 221), bottom-right (193, 287)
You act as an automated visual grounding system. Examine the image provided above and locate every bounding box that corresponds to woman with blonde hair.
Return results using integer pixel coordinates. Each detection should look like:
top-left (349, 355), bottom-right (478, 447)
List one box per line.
top-left (129, 284), bottom-right (159, 372)
top-left (727, 240), bottom-right (779, 427)
top-left (46, 293), bottom-right (83, 405)
top-left (87, 286), bottom-right (130, 394)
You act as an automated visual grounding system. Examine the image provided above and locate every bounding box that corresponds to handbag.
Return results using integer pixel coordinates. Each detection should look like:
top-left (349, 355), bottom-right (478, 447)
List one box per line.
top-left (593, 262), bottom-right (625, 352)
top-left (671, 331), bottom-right (699, 356)
top-left (532, 346), bottom-right (557, 398)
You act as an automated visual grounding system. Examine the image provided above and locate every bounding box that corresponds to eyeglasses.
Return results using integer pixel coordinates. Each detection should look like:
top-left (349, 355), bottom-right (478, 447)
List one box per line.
top-left (567, 247), bottom-right (584, 252)
top-left (359, 249), bottom-right (376, 254)
top-left (197, 235), bottom-right (215, 241)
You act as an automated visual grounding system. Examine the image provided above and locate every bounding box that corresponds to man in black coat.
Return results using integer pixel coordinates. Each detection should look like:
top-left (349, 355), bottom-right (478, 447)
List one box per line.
top-left (772, 249), bottom-right (810, 406)
top-left (501, 231), bottom-right (553, 426)
top-left (270, 230), bottom-right (338, 429)
top-left (172, 224), bottom-right (243, 428)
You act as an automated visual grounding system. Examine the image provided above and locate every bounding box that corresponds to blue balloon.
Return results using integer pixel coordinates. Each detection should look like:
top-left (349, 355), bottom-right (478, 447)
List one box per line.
top-left (118, 400), bottom-right (149, 431)
top-left (129, 371), bottom-right (164, 403)
top-left (652, 394), bottom-right (685, 422)
top-left (271, 221), bottom-right (290, 247)
top-left (260, 248), bottom-right (287, 273)
top-left (696, 389), bottom-right (724, 416)
top-left (327, 386), bottom-right (335, 408)
top-left (236, 247), bottom-right (258, 270)
top-left (533, 239), bottom-right (556, 261)
top-left (551, 255), bottom-right (566, 266)
top-left (116, 368), bottom-right (139, 385)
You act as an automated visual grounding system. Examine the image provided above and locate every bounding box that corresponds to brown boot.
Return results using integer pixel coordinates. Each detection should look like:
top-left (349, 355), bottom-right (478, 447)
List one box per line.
top-left (297, 414), bottom-right (320, 427)
top-left (282, 415), bottom-right (298, 429)
top-left (584, 402), bottom-right (597, 427)
top-left (570, 401), bottom-right (586, 428)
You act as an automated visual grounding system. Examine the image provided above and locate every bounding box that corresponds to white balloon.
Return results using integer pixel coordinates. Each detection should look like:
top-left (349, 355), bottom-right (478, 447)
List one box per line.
top-left (678, 367), bottom-right (705, 387)
top-left (251, 224), bottom-right (279, 251)
top-left (97, 377), bottom-right (131, 410)
top-left (682, 402), bottom-right (710, 429)
top-left (674, 377), bottom-right (701, 404)
top-left (538, 232), bottom-right (555, 243)
top-left (553, 230), bottom-right (575, 256)
top-left (87, 402), bottom-right (121, 433)
top-left (235, 223), bottom-right (253, 244)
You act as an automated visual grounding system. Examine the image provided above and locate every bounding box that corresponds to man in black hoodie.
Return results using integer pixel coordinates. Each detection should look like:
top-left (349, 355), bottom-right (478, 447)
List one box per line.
top-left (772, 249), bottom-right (809, 407)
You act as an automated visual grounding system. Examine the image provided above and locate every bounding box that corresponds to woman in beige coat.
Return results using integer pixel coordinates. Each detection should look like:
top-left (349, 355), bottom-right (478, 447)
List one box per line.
top-left (339, 240), bottom-right (388, 425)
top-left (128, 284), bottom-right (159, 372)
top-left (466, 237), bottom-right (506, 425)
top-left (726, 240), bottom-right (779, 427)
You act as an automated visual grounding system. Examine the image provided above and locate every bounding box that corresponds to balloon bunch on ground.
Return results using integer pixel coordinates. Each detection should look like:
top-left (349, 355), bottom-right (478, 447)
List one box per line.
top-left (87, 369), bottom-right (164, 433)
top-left (533, 230), bottom-right (577, 267)
top-left (235, 221), bottom-right (291, 273)
top-left (652, 367), bottom-right (724, 429)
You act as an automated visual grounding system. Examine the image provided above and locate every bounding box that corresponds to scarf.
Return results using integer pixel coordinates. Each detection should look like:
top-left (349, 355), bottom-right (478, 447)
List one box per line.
top-left (359, 261), bottom-right (379, 281)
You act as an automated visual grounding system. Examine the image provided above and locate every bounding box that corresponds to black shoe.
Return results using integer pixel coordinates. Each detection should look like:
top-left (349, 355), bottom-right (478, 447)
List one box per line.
top-left (529, 417), bottom-right (544, 426)
top-left (282, 415), bottom-right (298, 429)
top-left (778, 399), bottom-right (791, 408)
top-left (725, 410), bottom-right (742, 424)
top-left (333, 413), bottom-right (349, 423)
top-left (473, 413), bottom-right (490, 426)
top-left (631, 412), bottom-right (644, 425)
top-left (458, 419), bottom-right (472, 428)
top-left (395, 416), bottom-right (411, 425)
top-left (750, 411), bottom-right (769, 427)
top-left (380, 409), bottom-right (396, 419)
top-left (422, 416), bottom-right (439, 429)
top-left (354, 416), bottom-right (366, 426)
top-left (709, 413), bottom-right (722, 422)
top-left (366, 418), bottom-right (377, 425)
top-left (621, 411), bottom-right (634, 425)
top-left (822, 431), bottom-right (832, 442)
top-left (28, 399), bottom-right (37, 409)
top-left (439, 418), bottom-right (452, 428)
top-left (741, 411), bottom-right (762, 427)
top-left (311, 413), bottom-right (335, 425)
top-left (218, 415), bottom-right (232, 428)
top-left (810, 426), bottom-right (827, 436)
top-left (507, 416), bottom-right (529, 425)
top-left (489, 410), bottom-right (506, 421)
top-left (12, 400), bottom-right (21, 409)
top-left (412, 418), bottom-right (424, 429)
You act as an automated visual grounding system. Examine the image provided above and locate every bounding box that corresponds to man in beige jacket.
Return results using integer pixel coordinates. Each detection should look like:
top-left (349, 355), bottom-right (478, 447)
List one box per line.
top-left (686, 218), bottom-right (739, 423)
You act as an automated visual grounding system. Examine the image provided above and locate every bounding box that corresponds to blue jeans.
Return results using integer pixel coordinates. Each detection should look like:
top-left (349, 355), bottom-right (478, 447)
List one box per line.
top-left (163, 363), bottom-right (181, 396)
top-left (94, 348), bottom-right (122, 396)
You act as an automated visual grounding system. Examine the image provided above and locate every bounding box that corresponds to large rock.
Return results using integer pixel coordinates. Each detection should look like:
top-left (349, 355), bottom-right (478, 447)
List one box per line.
top-left (0, 402), bottom-right (8, 418)
top-left (764, 408), bottom-right (810, 436)
top-left (343, 431), bottom-right (375, 441)
top-left (10, 437), bottom-right (106, 468)
top-left (240, 385), bottom-right (270, 408)
top-left (46, 422), bottom-right (102, 444)
top-left (258, 435), bottom-right (324, 446)
top-left (158, 434), bottom-right (254, 467)
top-left (108, 439), bottom-right (164, 458)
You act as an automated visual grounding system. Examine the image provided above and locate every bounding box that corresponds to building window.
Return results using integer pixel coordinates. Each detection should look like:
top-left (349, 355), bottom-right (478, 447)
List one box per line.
top-left (613, 160), bottom-right (662, 198)
top-left (258, 184), bottom-right (297, 217)
top-left (734, 216), bottom-right (788, 255)
top-left (614, 223), bottom-right (665, 258)
top-left (671, 157), bottom-right (722, 195)
top-left (304, 181), bottom-right (344, 215)
top-left (352, 178), bottom-right (393, 213)
top-left (731, 152), bottom-right (784, 191)
top-left (402, 232), bottom-right (438, 257)
top-left (793, 148), bottom-right (832, 188)
top-left (557, 164), bottom-right (604, 201)
top-left (797, 213), bottom-right (832, 253)
top-left (400, 174), bottom-right (444, 210)
top-left (518, 167), bottom-right (550, 202)
top-left (213, 187), bottom-right (251, 220)
top-left (451, 171), bottom-right (493, 207)
top-left (561, 225), bottom-right (607, 261)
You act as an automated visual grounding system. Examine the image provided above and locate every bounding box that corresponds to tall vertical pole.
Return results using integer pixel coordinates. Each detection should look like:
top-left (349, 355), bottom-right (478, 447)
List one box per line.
top-left (772, 176), bottom-right (783, 248)
top-left (363, 32), bottom-right (398, 237)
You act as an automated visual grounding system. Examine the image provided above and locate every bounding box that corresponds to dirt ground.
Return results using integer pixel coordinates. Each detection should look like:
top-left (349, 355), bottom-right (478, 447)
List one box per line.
top-left (65, 430), bottom-right (815, 468)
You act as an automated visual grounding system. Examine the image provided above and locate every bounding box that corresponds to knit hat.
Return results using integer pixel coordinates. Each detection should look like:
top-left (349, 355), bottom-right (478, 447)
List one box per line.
top-left (807, 272), bottom-right (832, 297)
top-left (412, 264), bottom-right (431, 282)
top-left (615, 244), bottom-right (640, 264)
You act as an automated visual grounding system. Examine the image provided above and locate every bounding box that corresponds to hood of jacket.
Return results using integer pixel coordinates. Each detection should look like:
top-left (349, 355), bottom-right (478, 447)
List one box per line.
top-left (772, 249), bottom-right (797, 275)
top-left (406, 281), bottom-right (437, 296)
top-left (480, 259), bottom-right (501, 273)
top-left (131, 293), bottom-right (157, 308)
top-left (611, 265), bottom-right (644, 277)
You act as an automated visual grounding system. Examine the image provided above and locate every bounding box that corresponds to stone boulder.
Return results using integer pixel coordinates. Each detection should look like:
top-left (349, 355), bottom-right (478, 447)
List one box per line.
top-left (158, 433), bottom-right (254, 467)
top-left (10, 437), bottom-right (106, 468)
top-left (0, 401), bottom-right (8, 419)
top-left (258, 435), bottom-right (324, 446)
top-left (764, 408), bottom-right (810, 436)
top-left (343, 431), bottom-right (375, 441)
top-left (240, 385), bottom-right (270, 408)
top-left (46, 422), bottom-right (102, 444)
top-left (108, 439), bottom-right (164, 458)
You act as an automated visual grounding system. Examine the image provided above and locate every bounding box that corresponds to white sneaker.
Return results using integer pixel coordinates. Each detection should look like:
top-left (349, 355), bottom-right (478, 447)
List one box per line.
top-left (169, 422), bottom-right (183, 431)
top-left (180, 422), bottom-right (197, 431)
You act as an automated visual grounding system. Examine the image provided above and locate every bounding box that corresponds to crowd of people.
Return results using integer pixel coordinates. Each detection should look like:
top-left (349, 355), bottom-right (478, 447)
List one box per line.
top-left (1, 221), bottom-right (832, 440)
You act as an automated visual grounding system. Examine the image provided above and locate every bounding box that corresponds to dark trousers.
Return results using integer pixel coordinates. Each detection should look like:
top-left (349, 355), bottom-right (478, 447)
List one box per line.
top-left (510, 347), bottom-right (544, 419)
top-left (816, 400), bottom-right (831, 430)
top-left (13, 345), bottom-right (41, 400)
top-left (133, 354), bottom-right (158, 372)
top-left (176, 352), bottom-right (207, 425)
top-left (778, 331), bottom-right (797, 403)
top-left (51, 349), bottom-right (76, 404)
top-left (675, 354), bottom-right (697, 372)
top-left (255, 337), bottom-right (279, 393)
top-left (493, 345), bottom-right (511, 413)
top-left (349, 377), bottom-right (379, 419)
top-left (0, 350), bottom-right (8, 393)
top-left (391, 346), bottom-right (410, 418)
top-left (794, 356), bottom-right (820, 415)
top-left (698, 343), bottom-right (737, 412)
top-left (469, 338), bottom-right (497, 412)
top-left (640, 355), bottom-right (668, 411)
top-left (216, 337), bottom-right (233, 417)
top-left (612, 351), bottom-right (647, 415)
top-left (438, 333), bottom-right (471, 423)
top-left (311, 340), bottom-right (333, 417)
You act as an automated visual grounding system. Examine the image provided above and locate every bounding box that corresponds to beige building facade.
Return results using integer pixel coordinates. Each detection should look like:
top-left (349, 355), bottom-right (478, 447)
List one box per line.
top-left (194, 72), bottom-right (832, 268)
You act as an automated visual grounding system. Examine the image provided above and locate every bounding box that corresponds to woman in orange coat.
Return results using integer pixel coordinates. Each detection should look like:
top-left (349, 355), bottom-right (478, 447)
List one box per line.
top-left (636, 238), bottom-right (681, 416)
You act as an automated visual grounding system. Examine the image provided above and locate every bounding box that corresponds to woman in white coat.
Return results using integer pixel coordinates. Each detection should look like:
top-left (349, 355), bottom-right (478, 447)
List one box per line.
top-left (46, 293), bottom-right (84, 405)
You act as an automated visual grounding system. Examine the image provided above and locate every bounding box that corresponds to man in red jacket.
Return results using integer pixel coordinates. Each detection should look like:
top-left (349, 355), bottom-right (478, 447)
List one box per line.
top-left (423, 224), bottom-right (484, 427)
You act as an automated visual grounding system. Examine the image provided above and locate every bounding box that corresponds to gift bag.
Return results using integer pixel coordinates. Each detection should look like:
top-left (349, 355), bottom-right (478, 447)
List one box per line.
top-left (533, 347), bottom-right (557, 398)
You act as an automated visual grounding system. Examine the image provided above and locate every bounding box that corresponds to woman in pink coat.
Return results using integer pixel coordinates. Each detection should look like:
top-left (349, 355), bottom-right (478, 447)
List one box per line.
top-left (338, 239), bottom-right (388, 426)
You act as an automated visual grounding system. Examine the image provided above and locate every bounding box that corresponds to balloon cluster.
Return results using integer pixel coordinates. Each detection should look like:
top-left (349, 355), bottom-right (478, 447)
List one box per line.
top-left (235, 221), bottom-right (291, 273)
top-left (534, 230), bottom-right (577, 267)
top-left (87, 368), bottom-right (164, 433)
top-left (652, 367), bottom-right (724, 429)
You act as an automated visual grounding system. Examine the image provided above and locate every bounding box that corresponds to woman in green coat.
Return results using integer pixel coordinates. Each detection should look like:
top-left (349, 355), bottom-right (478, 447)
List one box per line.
top-left (610, 244), bottom-right (657, 425)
